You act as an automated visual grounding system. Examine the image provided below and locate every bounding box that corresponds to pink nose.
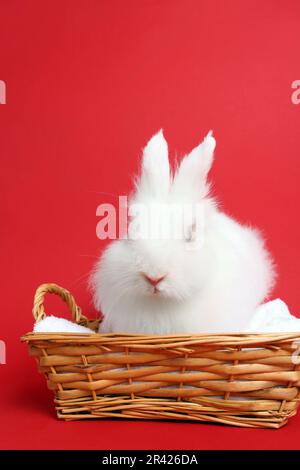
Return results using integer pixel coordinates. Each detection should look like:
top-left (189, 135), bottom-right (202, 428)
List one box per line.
top-left (143, 274), bottom-right (166, 286)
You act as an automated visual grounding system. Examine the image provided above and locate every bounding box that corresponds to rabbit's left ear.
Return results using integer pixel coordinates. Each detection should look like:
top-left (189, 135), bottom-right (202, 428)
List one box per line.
top-left (172, 130), bottom-right (216, 200)
top-left (136, 129), bottom-right (170, 199)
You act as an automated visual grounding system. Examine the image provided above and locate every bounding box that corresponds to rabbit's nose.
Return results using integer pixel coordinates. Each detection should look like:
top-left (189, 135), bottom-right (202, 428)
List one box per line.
top-left (142, 274), bottom-right (166, 286)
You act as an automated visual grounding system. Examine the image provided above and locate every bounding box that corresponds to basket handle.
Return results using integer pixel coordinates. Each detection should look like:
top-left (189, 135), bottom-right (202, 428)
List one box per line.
top-left (32, 283), bottom-right (88, 324)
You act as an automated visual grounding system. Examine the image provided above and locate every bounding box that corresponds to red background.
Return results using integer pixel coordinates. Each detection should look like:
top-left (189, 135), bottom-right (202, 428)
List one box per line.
top-left (1, 0), bottom-right (300, 450)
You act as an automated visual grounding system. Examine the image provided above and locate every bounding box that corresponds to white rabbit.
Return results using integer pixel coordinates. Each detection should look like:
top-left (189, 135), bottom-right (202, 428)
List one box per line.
top-left (90, 130), bottom-right (275, 334)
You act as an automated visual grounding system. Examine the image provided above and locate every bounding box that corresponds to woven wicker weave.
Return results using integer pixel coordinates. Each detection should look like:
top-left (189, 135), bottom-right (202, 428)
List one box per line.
top-left (22, 283), bottom-right (300, 428)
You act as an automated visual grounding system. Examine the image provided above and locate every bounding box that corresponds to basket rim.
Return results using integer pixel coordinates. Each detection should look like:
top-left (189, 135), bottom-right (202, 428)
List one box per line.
top-left (21, 330), bottom-right (300, 347)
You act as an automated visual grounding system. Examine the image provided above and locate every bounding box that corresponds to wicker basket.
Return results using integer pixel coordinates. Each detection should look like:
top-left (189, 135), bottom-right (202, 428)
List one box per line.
top-left (21, 283), bottom-right (300, 428)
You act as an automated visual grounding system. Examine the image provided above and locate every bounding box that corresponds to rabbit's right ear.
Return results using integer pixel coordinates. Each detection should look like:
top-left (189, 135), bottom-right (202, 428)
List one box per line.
top-left (135, 130), bottom-right (170, 200)
top-left (172, 130), bottom-right (216, 201)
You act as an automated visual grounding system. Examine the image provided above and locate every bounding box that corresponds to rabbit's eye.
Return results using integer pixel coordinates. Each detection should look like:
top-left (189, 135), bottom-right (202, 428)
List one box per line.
top-left (185, 223), bottom-right (197, 242)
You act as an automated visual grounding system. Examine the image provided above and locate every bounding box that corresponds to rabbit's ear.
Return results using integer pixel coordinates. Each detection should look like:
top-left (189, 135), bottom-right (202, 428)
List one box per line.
top-left (136, 129), bottom-right (170, 199)
top-left (172, 130), bottom-right (216, 201)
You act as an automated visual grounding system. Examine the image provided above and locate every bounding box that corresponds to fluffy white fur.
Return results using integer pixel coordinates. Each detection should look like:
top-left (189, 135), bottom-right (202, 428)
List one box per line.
top-left (90, 130), bottom-right (276, 334)
top-left (33, 300), bottom-right (300, 333)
